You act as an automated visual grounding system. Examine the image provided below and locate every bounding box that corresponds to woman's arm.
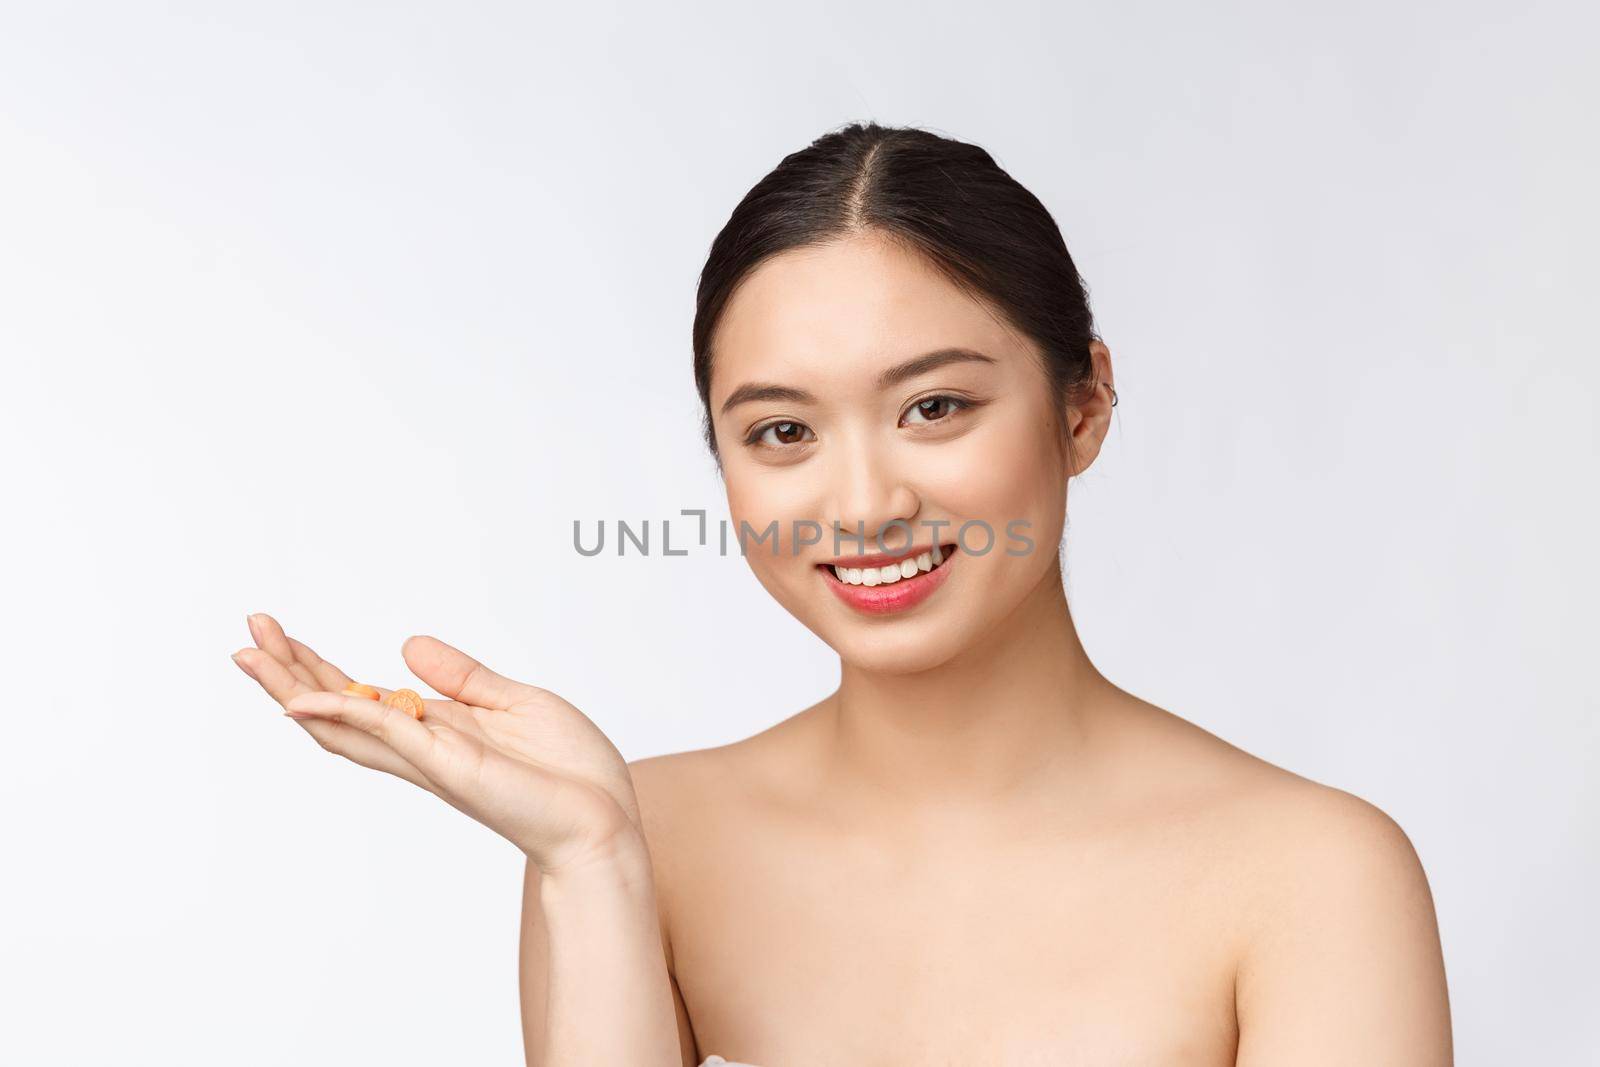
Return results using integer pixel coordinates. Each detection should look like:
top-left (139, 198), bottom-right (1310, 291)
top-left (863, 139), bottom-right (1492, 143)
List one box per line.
top-left (518, 858), bottom-right (550, 1063)
top-left (231, 616), bottom-right (687, 1065)
top-left (1234, 790), bottom-right (1453, 1065)
top-left (520, 840), bottom-right (694, 1067)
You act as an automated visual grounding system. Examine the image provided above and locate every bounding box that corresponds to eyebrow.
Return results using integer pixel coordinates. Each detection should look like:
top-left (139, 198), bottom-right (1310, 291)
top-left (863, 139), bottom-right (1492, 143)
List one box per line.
top-left (718, 347), bottom-right (997, 416)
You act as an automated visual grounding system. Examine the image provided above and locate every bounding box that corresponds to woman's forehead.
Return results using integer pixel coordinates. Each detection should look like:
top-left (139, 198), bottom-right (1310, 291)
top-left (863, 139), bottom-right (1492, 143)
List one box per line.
top-left (710, 237), bottom-right (1024, 399)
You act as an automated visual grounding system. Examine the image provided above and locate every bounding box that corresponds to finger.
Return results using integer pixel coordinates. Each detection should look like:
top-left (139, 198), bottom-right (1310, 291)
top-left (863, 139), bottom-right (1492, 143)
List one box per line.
top-left (248, 613), bottom-right (320, 692)
top-left (291, 715), bottom-right (436, 792)
top-left (236, 648), bottom-right (430, 786)
top-left (396, 694), bottom-right (492, 744)
top-left (313, 705), bottom-right (581, 861)
top-left (288, 636), bottom-right (356, 693)
top-left (320, 672), bottom-right (490, 744)
top-left (357, 683), bottom-right (493, 746)
top-left (285, 690), bottom-right (447, 776)
top-left (288, 694), bottom-right (612, 864)
top-left (247, 612), bottom-right (296, 664)
top-left (401, 635), bottom-right (540, 711)
top-left (237, 640), bottom-right (489, 747)
top-left (233, 646), bottom-right (314, 707)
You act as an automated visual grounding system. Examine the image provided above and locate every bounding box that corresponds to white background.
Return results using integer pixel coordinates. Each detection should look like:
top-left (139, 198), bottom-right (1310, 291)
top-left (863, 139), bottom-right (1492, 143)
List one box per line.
top-left (2, 2), bottom-right (1595, 1063)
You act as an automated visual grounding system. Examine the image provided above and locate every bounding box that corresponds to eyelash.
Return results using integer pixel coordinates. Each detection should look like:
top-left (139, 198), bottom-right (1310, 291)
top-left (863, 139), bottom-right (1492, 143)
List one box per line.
top-left (743, 394), bottom-right (977, 450)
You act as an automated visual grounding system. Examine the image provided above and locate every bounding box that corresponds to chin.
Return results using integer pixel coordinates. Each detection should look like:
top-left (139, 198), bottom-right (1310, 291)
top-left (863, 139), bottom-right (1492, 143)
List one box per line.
top-left (795, 556), bottom-right (1021, 675)
top-left (830, 622), bottom-right (976, 675)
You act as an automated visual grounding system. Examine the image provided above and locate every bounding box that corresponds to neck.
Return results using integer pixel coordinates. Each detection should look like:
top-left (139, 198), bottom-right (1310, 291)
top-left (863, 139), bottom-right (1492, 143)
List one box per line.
top-left (821, 560), bottom-right (1107, 809)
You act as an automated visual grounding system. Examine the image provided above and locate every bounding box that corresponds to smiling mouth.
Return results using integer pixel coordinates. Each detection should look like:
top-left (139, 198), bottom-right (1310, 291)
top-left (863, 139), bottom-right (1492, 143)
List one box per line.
top-left (817, 543), bottom-right (959, 587)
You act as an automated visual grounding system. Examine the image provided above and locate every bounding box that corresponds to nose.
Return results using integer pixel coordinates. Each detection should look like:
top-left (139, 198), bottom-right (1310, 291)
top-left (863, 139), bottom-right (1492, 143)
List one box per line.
top-left (823, 438), bottom-right (922, 555)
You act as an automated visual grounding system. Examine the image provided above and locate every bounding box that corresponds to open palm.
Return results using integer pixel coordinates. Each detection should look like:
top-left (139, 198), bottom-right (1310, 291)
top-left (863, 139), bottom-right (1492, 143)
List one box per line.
top-left (233, 612), bottom-right (643, 873)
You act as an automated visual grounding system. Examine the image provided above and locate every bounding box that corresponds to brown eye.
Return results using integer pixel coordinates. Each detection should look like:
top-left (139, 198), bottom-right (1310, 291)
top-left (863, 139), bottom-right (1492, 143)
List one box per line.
top-left (903, 395), bottom-right (966, 426)
top-left (749, 420), bottom-right (815, 448)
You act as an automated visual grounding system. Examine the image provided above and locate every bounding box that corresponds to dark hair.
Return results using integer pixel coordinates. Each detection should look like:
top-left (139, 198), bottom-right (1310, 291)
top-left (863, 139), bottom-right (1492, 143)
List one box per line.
top-left (692, 120), bottom-right (1105, 466)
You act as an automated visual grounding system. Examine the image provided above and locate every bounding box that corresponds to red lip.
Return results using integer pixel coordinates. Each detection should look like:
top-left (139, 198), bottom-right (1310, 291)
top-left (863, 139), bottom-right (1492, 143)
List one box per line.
top-left (818, 544), bottom-right (958, 616)
top-left (819, 543), bottom-right (946, 569)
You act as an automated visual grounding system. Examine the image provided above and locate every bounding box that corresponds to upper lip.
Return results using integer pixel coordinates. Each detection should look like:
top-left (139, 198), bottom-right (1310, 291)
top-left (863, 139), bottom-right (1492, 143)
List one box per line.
top-left (818, 543), bottom-right (952, 569)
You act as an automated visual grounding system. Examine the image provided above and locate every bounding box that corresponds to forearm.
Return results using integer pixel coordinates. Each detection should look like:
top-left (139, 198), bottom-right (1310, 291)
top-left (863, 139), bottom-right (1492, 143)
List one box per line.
top-left (537, 834), bottom-right (681, 1066)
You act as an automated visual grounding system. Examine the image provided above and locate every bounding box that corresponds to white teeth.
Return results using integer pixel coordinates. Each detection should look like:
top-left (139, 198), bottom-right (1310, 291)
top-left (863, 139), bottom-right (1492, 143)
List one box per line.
top-left (829, 549), bottom-right (948, 587)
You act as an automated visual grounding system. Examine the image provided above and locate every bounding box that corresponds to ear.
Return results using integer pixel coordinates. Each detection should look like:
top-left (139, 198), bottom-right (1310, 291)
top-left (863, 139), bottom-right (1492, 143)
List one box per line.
top-left (1063, 340), bottom-right (1116, 477)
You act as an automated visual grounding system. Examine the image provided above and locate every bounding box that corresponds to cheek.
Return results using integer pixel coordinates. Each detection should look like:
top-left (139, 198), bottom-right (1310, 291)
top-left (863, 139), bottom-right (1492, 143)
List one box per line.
top-left (722, 467), bottom-right (821, 590)
top-left (921, 416), bottom-right (1068, 542)
top-left (724, 467), bottom-right (810, 541)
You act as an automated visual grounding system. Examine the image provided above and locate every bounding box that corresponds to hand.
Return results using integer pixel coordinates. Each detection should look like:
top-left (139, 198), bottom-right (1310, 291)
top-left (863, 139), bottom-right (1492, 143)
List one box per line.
top-left (232, 613), bottom-right (645, 875)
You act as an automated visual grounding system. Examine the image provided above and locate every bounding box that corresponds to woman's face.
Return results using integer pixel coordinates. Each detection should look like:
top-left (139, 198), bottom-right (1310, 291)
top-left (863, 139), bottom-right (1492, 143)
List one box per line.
top-left (708, 231), bottom-right (1108, 675)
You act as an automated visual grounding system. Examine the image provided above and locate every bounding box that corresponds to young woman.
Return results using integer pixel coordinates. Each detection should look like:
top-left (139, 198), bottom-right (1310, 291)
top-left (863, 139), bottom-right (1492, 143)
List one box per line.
top-left (232, 122), bottom-right (1453, 1066)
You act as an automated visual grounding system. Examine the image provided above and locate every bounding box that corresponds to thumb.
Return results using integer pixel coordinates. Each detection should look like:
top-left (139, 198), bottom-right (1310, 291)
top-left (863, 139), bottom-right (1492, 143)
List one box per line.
top-left (401, 634), bottom-right (541, 711)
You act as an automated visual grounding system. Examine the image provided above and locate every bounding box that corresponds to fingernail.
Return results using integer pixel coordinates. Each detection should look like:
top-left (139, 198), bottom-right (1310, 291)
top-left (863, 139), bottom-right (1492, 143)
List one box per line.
top-left (232, 652), bottom-right (258, 680)
top-left (246, 614), bottom-right (259, 637)
top-left (283, 710), bottom-right (313, 719)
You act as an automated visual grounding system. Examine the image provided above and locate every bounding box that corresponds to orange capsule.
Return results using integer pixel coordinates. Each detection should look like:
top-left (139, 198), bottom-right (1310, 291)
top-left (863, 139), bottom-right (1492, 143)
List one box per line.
top-left (342, 683), bottom-right (381, 700)
top-left (382, 688), bottom-right (425, 720)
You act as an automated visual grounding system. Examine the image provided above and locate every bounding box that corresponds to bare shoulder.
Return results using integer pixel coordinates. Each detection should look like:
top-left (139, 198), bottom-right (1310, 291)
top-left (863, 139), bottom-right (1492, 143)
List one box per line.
top-left (1218, 758), bottom-right (1444, 965)
top-left (627, 745), bottom-right (726, 818)
top-left (627, 718), bottom-right (787, 819)
top-left (1105, 692), bottom-right (1430, 879)
top-left (1222, 766), bottom-right (1441, 958)
top-left (1106, 694), bottom-right (1451, 1062)
top-left (624, 707), bottom-right (822, 917)
top-left (625, 721), bottom-right (790, 871)
top-left (1230, 778), bottom-right (1451, 1062)
top-left (1238, 775), bottom-right (1431, 891)
top-left (1099, 692), bottom-right (1442, 955)
top-left (626, 745), bottom-right (733, 869)
top-left (627, 700), bottom-right (819, 830)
